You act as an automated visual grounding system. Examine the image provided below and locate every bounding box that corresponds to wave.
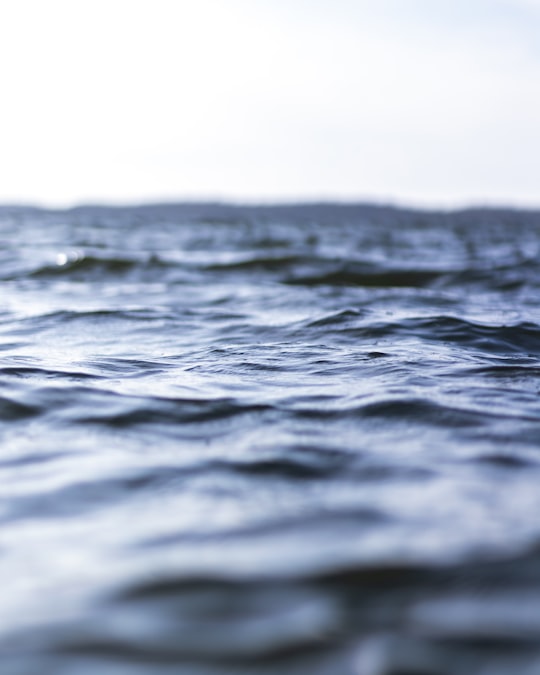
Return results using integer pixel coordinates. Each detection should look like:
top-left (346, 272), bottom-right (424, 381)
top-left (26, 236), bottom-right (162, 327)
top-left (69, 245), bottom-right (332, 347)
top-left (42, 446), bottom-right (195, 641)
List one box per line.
top-left (299, 313), bottom-right (540, 356)
top-left (286, 263), bottom-right (445, 288)
top-left (27, 254), bottom-right (182, 281)
top-left (6, 542), bottom-right (540, 674)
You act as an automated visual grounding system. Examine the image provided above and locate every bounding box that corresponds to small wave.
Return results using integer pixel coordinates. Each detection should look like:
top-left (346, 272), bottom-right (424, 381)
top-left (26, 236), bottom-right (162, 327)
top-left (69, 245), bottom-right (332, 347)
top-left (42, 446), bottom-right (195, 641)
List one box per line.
top-left (63, 391), bottom-right (273, 428)
top-left (0, 395), bottom-right (40, 421)
top-left (304, 308), bottom-right (365, 327)
top-left (289, 396), bottom-right (494, 427)
top-left (3, 467), bottom-right (183, 523)
top-left (323, 315), bottom-right (540, 356)
top-left (462, 364), bottom-right (540, 379)
top-left (404, 316), bottom-right (540, 356)
top-left (285, 262), bottom-right (443, 287)
top-left (204, 254), bottom-right (311, 273)
top-left (30, 255), bottom-right (140, 277)
top-left (24, 253), bottom-right (194, 283)
top-left (0, 365), bottom-right (97, 381)
top-left (471, 453), bottom-right (534, 469)
top-left (2, 309), bottom-right (175, 338)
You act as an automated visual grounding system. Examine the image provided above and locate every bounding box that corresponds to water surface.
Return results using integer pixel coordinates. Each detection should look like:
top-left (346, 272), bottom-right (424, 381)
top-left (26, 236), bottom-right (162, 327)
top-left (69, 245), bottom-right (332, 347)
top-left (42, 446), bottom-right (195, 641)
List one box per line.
top-left (1, 203), bottom-right (540, 674)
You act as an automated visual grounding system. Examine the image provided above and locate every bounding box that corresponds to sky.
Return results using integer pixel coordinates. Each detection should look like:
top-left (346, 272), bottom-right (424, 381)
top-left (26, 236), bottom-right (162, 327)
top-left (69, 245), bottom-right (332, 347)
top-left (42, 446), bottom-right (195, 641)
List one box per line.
top-left (0, 0), bottom-right (539, 208)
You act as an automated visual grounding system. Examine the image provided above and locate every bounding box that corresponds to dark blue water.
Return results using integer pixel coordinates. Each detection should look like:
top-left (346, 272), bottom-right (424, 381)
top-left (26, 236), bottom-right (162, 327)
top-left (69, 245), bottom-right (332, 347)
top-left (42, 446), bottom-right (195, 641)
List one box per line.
top-left (1, 203), bottom-right (540, 675)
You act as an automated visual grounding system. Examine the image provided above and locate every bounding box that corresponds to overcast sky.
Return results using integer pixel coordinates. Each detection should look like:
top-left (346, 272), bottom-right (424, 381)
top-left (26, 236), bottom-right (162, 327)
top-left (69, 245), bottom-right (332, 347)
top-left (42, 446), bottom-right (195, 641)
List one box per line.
top-left (0, 0), bottom-right (539, 208)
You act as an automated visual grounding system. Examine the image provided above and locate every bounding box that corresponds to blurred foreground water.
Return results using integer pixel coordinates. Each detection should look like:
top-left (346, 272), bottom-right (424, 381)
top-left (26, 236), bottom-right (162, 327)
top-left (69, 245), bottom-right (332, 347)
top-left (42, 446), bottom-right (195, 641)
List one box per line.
top-left (1, 203), bottom-right (540, 674)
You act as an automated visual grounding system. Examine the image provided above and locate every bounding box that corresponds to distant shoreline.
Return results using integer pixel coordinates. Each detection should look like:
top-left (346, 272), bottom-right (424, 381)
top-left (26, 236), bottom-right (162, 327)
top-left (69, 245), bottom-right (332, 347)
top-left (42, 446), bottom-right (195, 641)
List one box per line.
top-left (1, 201), bottom-right (539, 217)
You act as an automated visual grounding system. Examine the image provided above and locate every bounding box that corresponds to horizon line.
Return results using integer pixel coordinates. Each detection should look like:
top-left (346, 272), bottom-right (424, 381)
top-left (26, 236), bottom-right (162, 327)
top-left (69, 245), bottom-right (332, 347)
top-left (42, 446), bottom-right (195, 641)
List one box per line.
top-left (1, 196), bottom-right (540, 214)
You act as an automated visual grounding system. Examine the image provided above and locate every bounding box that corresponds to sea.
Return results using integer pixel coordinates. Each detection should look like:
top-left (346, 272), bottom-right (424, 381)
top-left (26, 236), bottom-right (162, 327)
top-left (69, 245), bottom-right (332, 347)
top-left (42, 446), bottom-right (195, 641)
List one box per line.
top-left (1, 202), bottom-right (540, 675)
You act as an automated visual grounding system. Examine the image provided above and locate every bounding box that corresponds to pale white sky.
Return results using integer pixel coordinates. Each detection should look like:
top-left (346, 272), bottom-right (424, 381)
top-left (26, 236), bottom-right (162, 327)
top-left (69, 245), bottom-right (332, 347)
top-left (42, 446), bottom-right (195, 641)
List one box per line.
top-left (0, 0), bottom-right (539, 208)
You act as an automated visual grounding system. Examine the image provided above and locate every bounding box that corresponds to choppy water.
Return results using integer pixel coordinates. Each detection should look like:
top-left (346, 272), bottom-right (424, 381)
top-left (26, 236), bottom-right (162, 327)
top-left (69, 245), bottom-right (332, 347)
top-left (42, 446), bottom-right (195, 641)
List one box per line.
top-left (1, 203), bottom-right (540, 674)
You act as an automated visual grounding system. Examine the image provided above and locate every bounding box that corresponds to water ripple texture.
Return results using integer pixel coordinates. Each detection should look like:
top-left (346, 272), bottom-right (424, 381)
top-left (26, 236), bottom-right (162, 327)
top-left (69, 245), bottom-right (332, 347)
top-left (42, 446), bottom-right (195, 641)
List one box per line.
top-left (0, 203), bottom-right (540, 674)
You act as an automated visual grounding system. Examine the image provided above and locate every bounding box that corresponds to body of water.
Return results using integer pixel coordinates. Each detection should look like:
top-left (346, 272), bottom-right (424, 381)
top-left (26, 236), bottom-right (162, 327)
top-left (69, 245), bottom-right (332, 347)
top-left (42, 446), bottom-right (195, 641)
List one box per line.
top-left (1, 203), bottom-right (540, 674)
